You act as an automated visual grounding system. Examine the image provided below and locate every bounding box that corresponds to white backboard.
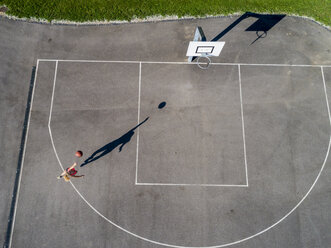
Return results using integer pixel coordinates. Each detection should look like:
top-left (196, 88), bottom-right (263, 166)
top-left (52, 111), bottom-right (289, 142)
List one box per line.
top-left (186, 41), bottom-right (225, 57)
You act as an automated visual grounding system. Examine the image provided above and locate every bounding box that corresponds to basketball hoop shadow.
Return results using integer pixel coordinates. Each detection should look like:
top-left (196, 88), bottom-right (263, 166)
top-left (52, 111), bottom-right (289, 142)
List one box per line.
top-left (210, 12), bottom-right (285, 44)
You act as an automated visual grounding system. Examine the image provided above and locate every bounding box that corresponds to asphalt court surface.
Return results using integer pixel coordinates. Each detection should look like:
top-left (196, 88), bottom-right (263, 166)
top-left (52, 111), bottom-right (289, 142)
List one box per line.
top-left (11, 59), bottom-right (331, 247)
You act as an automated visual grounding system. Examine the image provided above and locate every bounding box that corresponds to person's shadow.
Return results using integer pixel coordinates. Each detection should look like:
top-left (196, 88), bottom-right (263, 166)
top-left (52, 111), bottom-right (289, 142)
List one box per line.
top-left (81, 117), bottom-right (149, 167)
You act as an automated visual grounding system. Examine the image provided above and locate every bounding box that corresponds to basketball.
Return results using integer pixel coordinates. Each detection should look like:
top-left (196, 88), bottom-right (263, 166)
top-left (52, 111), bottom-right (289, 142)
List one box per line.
top-left (75, 150), bottom-right (83, 157)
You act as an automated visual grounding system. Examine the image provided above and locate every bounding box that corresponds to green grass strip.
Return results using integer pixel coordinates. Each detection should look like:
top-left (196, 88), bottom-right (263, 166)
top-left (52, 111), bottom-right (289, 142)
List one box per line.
top-left (0, 0), bottom-right (330, 26)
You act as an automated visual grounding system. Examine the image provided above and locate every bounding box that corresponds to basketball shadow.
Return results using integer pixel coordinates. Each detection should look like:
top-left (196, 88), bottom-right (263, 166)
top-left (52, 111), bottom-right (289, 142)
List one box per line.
top-left (80, 117), bottom-right (149, 167)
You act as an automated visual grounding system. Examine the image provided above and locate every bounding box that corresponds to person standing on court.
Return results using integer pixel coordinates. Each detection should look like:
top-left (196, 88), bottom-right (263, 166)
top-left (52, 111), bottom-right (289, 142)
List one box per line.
top-left (57, 151), bottom-right (84, 181)
top-left (57, 162), bottom-right (84, 181)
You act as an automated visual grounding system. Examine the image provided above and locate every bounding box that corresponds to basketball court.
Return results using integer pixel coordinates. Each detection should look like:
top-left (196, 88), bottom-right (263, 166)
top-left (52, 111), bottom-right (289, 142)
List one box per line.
top-left (1, 14), bottom-right (331, 248)
top-left (7, 55), bottom-right (331, 247)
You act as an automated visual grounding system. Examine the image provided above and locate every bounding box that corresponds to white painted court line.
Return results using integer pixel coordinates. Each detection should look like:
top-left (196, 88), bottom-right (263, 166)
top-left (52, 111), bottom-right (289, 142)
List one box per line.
top-left (321, 67), bottom-right (331, 127)
top-left (215, 63), bottom-right (331, 67)
top-left (136, 183), bottom-right (248, 187)
top-left (48, 61), bottom-right (58, 127)
top-left (8, 60), bottom-right (40, 248)
top-left (38, 58), bottom-right (331, 68)
top-left (135, 62), bottom-right (142, 185)
top-left (238, 65), bottom-right (249, 186)
top-left (38, 59), bottom-right (192, 65)
top-left (47, 61), bottom-right (67, 173)
top-left (44, 61), bottom-right (331, 248)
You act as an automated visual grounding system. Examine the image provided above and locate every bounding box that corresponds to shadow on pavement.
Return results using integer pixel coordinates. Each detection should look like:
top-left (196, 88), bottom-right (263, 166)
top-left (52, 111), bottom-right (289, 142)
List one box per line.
top-left (211, 12), bottom-right (286, 44)
top-left (81, 117), bottom-right (149, 167)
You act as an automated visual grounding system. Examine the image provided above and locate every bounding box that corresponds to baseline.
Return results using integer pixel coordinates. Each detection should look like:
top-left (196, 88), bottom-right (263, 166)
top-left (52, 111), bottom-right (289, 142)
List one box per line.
top-left (38, 58), bottom-right (331, 68)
